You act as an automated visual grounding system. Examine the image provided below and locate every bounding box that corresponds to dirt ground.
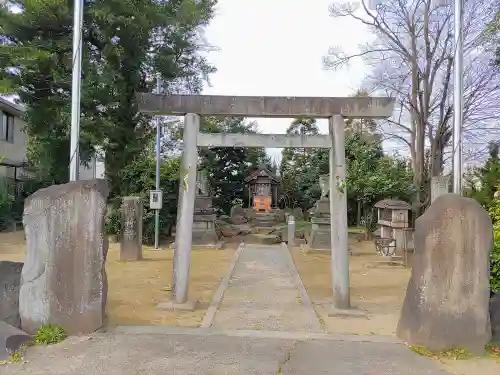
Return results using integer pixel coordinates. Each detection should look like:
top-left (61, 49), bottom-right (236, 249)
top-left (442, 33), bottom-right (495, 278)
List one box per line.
top-left (291, 237), bottom-right (500, 375)
top-left (0, 231), bottom-right (236, 328)
top-left (292, 238), bottom-right (408, 336)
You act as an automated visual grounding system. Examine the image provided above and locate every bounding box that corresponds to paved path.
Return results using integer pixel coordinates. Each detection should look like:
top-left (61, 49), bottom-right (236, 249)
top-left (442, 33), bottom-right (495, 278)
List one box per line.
top-left (2, 329), bottom-right (453, 374)
top-left (209, 244), bottom-right (321, 332)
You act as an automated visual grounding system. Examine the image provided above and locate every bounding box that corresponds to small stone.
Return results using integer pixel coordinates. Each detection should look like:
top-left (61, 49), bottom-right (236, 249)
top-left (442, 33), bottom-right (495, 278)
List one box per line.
top-left (0, 321), bottom-right (31, 361)
top-left (221, 227), bottom-right (241, 237)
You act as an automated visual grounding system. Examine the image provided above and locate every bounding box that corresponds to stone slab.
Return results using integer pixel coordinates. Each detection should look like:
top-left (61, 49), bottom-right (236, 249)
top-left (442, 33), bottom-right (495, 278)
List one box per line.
top-left (210, 244), bottom-right (321, 332)
top-left (113, 325), bottom-right (400, 343)
top-left (136, 93), bottom-right (395, 119)
top-left (201, 244), bottom-right (245, 328)
top-left (0, 321), bottom-right (31, 361)
top-left (327, 306), bottom-right (369, 319)
top-left (157, 299), bottom-right (198, 311)
top-left (0, 331), bottom-right (452, 375)
top-left (280, 339), bottom-right (452, 375)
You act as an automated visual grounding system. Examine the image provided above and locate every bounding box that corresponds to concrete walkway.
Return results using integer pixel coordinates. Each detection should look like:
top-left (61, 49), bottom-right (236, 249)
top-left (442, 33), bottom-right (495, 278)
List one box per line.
top-left (2, 329), bottom-right (453, 374)
top-left (207, 243), bottom-right (321, 332)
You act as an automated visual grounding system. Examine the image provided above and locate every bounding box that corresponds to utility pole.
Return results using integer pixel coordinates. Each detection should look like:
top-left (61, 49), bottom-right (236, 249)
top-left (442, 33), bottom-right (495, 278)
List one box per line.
top-left (154, 74), bottom-right (162, 249)
top-left (452, 0), bottom-right (464, 194)
top-left (69, 0), bottom-right (84, 181)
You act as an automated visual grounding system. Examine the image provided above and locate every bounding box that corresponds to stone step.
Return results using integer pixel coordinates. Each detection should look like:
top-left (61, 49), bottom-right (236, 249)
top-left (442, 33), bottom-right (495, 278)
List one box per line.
top-left (245, 233), bottom-right (281, 245)
top-left (251, 220), bottom-right (276, 227)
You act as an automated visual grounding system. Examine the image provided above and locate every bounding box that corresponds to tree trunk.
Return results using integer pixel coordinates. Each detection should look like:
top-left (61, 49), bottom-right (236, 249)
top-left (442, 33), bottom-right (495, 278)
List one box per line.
top-left (356, 200), bottom-right (362, 227)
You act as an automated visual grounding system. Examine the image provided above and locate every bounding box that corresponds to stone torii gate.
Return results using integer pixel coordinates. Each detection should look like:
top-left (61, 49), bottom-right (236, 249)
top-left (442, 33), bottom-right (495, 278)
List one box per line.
top-left (137, 93), bottom-right (394, 312)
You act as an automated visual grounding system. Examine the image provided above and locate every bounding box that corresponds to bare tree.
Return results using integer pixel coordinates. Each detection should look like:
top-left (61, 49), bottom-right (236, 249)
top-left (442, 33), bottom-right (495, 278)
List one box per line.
top-left (324, 0), bottom-right (500, 213)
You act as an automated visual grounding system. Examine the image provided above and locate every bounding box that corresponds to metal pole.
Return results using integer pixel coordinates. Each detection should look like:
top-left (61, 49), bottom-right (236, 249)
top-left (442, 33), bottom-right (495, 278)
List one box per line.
top-left (154, 75), bottom-right (162, 249)
top-left (69, 0), bottom-right (84, 182)
top-left (452, 0), bottom-right (463, 194)
top-left (287, 215), bottom-right (296, 248)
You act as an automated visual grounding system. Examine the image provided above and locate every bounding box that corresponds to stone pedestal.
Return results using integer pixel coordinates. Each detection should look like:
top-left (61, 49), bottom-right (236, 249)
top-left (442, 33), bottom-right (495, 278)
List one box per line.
top-left (120, 197), bottom-right (143, 261)
top-left (20, 179), bottom-right (109, 335)
top-left (191, 196), bottom-right (218, 246)
top-left (308, 198), bottom-right (331, 251)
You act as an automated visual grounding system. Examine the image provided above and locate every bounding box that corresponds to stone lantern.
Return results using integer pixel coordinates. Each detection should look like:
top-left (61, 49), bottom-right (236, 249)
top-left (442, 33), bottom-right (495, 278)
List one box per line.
top-left (373, 199), bottom-right (411, 256)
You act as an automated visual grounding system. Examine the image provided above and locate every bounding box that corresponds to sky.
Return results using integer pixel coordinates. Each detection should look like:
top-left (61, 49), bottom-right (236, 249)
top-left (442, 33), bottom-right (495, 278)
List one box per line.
top-left (201, 0), bottom-right (371, 162)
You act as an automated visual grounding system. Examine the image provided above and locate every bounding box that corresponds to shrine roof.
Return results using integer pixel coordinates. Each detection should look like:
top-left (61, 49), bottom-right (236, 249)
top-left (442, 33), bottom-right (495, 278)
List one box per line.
top-left (244, 168), bottom-right (280, 183)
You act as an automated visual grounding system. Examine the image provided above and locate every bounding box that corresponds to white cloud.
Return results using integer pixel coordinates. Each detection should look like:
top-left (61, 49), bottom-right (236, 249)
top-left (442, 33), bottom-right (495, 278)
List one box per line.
top-left (202, 0), bottom-right (371, 161)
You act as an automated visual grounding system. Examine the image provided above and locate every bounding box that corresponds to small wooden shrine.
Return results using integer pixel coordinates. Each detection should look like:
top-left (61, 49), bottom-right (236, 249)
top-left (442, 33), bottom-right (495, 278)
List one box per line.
top-left (244, 167), bottom-right (279, 212)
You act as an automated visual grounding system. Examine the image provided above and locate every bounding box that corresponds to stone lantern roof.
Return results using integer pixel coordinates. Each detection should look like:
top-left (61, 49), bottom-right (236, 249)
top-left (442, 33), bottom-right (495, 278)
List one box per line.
top-left (374, 199), bottom-right (411, 210)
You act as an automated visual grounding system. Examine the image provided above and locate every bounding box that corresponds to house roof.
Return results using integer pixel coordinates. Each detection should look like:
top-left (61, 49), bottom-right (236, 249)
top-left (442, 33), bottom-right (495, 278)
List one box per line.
top-left (0, 96), bottom-right (25, 117)
top-left (244, 167), bottom-right (280, 184)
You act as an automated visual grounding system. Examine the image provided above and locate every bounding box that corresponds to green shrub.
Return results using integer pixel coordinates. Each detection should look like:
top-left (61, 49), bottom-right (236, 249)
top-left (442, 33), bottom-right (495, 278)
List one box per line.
top-left (32, 324), bottom-right (67, 345)
top-left (105, 206), bottom-right (122, 235)
top-left (489, 194), bottom-right (500, 293)
top-left (0, 177), bottom-right (14, 231)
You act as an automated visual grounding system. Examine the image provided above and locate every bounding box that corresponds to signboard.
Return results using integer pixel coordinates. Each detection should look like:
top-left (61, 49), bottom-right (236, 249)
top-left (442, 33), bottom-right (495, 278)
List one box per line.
top-left (149, 190), bottom-right (163, 210)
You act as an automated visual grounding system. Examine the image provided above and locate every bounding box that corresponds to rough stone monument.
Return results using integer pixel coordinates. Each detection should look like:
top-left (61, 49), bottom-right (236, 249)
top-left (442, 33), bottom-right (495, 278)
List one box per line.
top-left (120, 196), bottom-right (143, 261)
top-left (0, 261), bottom-right (23, 328)
top-left (192, 170), bottom-right (218, 246)
top-left (397, 193), bottom-right (493, 353)
top-left (308, 175), bottom-right (331, 250)
top-left (19, 179), bottom-right (109, 335)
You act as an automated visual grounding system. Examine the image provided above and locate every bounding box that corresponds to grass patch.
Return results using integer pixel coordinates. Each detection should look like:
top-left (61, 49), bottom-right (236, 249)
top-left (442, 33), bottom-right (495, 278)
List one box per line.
top-left (32, 324), bottom-right (67, 345)
top-left (486, 344), bottom-right (500, 359)
top-left (409, 346), bottom-right (472, 360)
top-left (411, 344), bottom-right (500, 361)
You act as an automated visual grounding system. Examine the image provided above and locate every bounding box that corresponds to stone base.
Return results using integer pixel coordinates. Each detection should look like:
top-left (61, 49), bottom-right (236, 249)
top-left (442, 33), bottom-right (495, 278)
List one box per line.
top-left (308, 218), bottom-right (331, 250)
top-left (192, 229), bottom-right (219, 246)
top-left (191, 212), bottom-right (219, 246)
top-left (328, 306), bottom-right (368, 319)
top-left (157, 299), bottom-right (198, 311)
top-left (193, 241), bottom-right (225, 250)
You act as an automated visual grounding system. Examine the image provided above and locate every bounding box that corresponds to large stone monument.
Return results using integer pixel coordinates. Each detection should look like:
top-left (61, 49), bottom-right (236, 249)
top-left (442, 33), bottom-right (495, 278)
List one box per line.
top-left (397, 194), bottom-right (493, 353)
top-left (308, 175), bottom-right (331, 250)
top-left (192, 170), bottom-right (218, 246)
top-left (19, 179), bottom-right (109, 335)
top-left (120, 196), bottom-right (143, 261)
